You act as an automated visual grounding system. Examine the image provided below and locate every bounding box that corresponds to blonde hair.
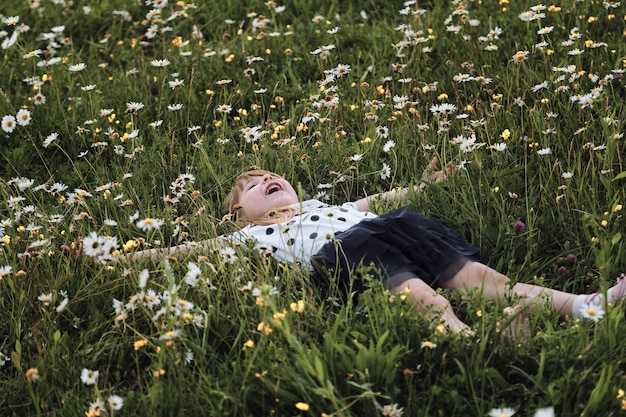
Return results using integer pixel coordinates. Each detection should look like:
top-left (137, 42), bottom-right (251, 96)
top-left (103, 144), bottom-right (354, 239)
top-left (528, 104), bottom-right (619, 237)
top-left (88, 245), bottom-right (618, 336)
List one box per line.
top-left (223, 169), bottom-right (296, 227)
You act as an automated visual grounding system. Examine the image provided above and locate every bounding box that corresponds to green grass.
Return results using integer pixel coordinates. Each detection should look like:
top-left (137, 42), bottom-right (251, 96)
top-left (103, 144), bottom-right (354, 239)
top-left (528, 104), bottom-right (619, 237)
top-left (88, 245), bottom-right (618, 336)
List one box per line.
top-left (1, 0), bottom-right (626, 415)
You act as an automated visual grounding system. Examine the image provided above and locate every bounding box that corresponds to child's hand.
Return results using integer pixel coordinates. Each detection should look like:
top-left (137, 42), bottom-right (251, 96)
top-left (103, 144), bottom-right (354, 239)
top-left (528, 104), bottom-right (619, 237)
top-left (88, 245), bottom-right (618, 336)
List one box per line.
top-left (496, 305), bottom-right (531, 344)
top-left (417, 157), bottom-right (455, 190)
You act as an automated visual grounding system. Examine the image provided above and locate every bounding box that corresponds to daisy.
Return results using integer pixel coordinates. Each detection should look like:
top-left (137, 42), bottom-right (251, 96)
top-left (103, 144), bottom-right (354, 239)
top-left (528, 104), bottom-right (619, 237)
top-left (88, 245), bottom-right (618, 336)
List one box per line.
top-left (383, 140), bottom-right (395, 152)
top-left (108, 395), bottom-right (124, 411)
top-left (126, 101), bottom-right (144, 114)
top-left (8, 177), bottom-right (32, 191)
top-left (376, 125), bottom-right (389, 139)
top-left (511, 50), bottom-right (529, 64)
top-left (48, 182), bottom-right (68, 195)
top-left (453, 73), bottom-right (474, 82)
top-left (2, 31), bottom-right (18, 49)
top-left (168, 78), bottom-right (184, 89)
top-left (7, 195), bottom-right (26, 209)
top-left (38, 293), bottom-right (53, 306)
top-left (83, 231), bottom-right (105, 257)
top-left (99, 237), bottom-right (120, 262)
top-left (2, 16), bottom-right (19, 25)
top-left (80, 368), bottom-right (99, 385)
top-left (533, 407), bottom-right (555, 417)
top-left (136, 217), bottom-right (164, 231)
top-left (68, 63), bottom-right (86, 72)
top-left (537, 147), bottom-right (551, 155)
top-left (167, 103), bottom-right (183, 111)
top-left (130, 270), bottom-right (148, 292)
top-left (16, 109), bottom-right (31, 126)
top-left (219, 246), bottom-right (238, 264)
top-left (380, 163), bottom-right (392, 180)
top-left (159, 329), bottom-right (182, 341)
top-left (562, 171), bottom-right (574, 179)
top-left (185, 262), bottom-right (202, 287)
top-left (301, 112), bottom-right (319, 124)
top-left (150, 58), bottom-right (171, 67)
top-left (23, 49), bottom-right (42, 59)
top-left (216, 104), bottom-right (232, 113)
top-left (87, 399), bottom-right (105, 416)
top-left (381, 403), bottom-right (403, 417)
top-left (332, 63), bottom-right (350, 77)
top-left (2, 115), bottom-right (16, 133)
top-left (537, 26), bottom-right (554, 35)
top-left (240, 125), bottom-right (265, 143)
top-left (580, 301), bottom-right (605, 322)
top-left (531, 81), bottom-right (548, 92)
top-left (0, 265), bottom-right (12, 279)
top-left (430, 103), bottom-right (457, 115)
top-left (32, 93), bottom-right (46, 105)
top-left (56, 297), bottom-right (69, 313)
top-left (488, 407), bottom-right (516, 417)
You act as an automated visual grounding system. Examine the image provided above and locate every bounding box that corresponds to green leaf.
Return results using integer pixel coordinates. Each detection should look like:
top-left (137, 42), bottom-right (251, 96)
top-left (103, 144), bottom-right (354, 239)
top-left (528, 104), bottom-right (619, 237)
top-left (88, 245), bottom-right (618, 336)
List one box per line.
top-left (612, 171), bottom-right (626, 181)
top-left (612, 232), bottom-right (622, 246)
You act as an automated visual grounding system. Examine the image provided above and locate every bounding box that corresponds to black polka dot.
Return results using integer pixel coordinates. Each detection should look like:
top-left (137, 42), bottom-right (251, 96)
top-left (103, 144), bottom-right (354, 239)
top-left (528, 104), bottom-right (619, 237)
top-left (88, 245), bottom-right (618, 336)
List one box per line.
top-left (309, 232), bottom-right (318, 239)
top-left (272, 246), bottom-right (278, 253)
top-left (287, 220), bottom-right (295, 225)
top-left (287, 238), bottom-right (295, 246)
top-left (311, 215), bottom-right (319, 221)
top-left (266, 227), bottom-right (275, 235)
top-left (338, 217), bottom-right (346, 222)
top-left (340, 207), bottom-right (348, 212)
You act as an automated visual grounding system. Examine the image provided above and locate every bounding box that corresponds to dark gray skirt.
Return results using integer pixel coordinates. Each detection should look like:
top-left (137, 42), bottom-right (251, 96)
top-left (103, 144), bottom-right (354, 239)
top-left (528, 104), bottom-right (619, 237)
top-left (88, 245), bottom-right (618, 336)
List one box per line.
top-left (310, 206), bottom-right (481, 293)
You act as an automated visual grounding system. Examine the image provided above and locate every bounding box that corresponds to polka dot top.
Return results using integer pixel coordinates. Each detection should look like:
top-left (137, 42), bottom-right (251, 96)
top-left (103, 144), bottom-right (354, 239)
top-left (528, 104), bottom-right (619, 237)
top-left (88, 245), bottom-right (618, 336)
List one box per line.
top-left (228, 199), bottom-right (376, 269)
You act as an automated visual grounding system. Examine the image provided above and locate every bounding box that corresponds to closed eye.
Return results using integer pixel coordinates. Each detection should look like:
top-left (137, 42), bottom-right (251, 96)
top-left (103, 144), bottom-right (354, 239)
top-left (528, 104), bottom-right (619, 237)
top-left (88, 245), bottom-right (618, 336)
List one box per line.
top-left (245, 180), bottom-right (260, 190)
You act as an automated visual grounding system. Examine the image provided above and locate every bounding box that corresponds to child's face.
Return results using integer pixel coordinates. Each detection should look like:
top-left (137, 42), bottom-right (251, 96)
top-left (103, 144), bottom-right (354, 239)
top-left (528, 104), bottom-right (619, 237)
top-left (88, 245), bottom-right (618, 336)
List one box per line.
top-left (237, 172), bottom-right (299, 220)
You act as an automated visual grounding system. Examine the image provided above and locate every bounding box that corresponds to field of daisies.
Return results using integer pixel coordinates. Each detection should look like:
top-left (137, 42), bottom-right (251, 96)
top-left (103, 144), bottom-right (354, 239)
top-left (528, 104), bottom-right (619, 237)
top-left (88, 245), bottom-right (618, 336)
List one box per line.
top-left (1, 0), bottom-right (626, 415)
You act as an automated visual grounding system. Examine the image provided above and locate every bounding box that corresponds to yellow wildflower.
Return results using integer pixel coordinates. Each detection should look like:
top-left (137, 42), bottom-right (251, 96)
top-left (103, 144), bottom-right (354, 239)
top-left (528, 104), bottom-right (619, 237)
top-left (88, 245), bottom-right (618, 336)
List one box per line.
top-left (295, 402), bottom-right (310, 411)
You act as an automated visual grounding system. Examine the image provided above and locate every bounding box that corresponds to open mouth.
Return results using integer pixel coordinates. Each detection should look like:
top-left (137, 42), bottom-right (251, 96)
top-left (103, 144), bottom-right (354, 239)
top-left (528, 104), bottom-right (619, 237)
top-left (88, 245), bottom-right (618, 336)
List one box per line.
top-left (265, 182), bottom-right (282, 195)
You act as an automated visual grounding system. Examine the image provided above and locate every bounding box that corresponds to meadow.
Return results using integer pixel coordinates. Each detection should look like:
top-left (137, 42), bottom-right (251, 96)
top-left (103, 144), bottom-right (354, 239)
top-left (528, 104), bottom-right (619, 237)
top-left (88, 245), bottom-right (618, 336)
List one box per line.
top-left (1, 0), bottom-right (626, 415)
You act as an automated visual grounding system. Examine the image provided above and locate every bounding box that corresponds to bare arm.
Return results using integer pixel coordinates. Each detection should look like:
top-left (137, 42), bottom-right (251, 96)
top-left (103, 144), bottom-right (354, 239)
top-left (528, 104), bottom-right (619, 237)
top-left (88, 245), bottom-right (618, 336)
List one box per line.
top-left (127, 236), bottom-right (230, 262)
top-left (353, 157), bottom-right (451, 212)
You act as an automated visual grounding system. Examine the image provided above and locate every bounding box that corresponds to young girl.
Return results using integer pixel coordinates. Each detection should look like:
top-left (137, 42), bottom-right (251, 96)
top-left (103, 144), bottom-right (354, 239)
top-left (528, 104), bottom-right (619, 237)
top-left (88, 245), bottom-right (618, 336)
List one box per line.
top-left (140, 160), bottom-right (626, 334)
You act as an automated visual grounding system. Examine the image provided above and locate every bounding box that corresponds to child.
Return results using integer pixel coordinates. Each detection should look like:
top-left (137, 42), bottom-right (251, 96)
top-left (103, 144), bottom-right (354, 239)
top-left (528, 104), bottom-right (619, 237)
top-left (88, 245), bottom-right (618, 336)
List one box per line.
top-left (139, 159), bottom-right (626, 334)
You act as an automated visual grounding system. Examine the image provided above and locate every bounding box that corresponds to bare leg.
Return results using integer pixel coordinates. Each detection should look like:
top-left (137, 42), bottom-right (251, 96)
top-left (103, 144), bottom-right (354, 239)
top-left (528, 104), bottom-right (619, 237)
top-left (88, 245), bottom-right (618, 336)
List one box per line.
top-left (442, 261), bottom-right (577, 318)
top-left (392, 277), bottom-right (471, 333)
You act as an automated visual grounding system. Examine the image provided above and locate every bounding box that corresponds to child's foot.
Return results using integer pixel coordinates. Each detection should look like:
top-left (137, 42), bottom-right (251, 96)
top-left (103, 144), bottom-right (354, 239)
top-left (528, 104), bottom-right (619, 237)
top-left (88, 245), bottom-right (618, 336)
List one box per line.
top-left (586, 273), bottom-right (626, 306)
top-left (607, 273), bottom-right (626, 305)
